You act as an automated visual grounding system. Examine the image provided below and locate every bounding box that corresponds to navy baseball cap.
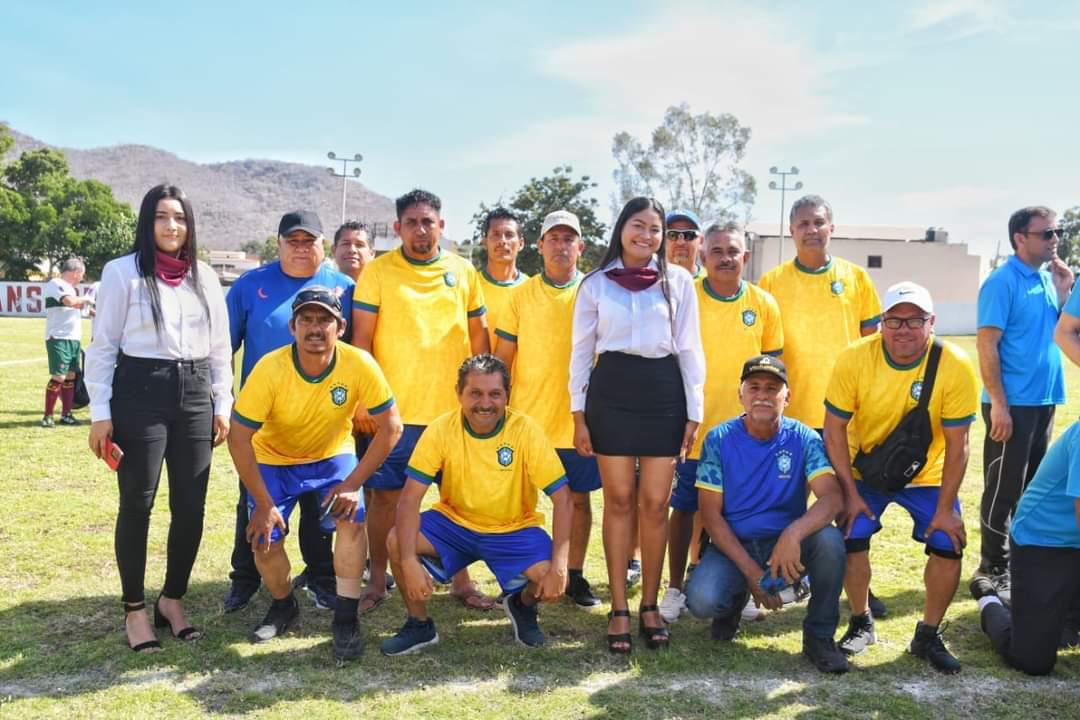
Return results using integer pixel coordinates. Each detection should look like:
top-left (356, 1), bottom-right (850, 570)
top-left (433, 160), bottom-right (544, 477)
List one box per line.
top-left (279, 209), bottom-right (324, 238)
top-left (666, 208), bottom-right (702, 230)
top-left (740, 354), bottom-right (788, 384)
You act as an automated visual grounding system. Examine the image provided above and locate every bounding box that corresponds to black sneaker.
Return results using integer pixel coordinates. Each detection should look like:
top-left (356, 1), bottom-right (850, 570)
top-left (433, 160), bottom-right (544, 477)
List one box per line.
top-left (40, 416), bottom-right (54, 428)
top-left (331, 621), bottom-right (364, 661)
top-left (58, 413), bottom-right (79, 426)
top-left (969, 575), bottom-right (998, 602)
top-left (291, 570), bottom-right (310, 591)
top-left (976, 565), bottom-right (1011, 605)
top-left (565, 575), bottom-right (602, 608)
top-left (710, 612), bottom-right (741, 642)
top-left (308, 578), bottom-right (337, 610)
top-left (838, 613), bottom-right (876, 656)
top-left (223, 581), bottom-right (260, 613)
top-left (251, 595), bottom-right (299, 643)
top-left (803, 633), bottom-right (850, 674)
top-left (503, 591), bottom-right (545, 647)
top-left (381, 616), bottom-right (439, 656)
top-left (868, 589), bottom-right (888, 618)
top-left (1060, 624), bottom-right (1080, 649)
top-left (909, 621), bottom-right (961, 674)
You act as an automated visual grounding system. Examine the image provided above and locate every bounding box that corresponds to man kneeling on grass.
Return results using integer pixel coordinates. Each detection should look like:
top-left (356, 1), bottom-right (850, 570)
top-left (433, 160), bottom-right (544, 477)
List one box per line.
top-left (228, 287), bottom-right (402, 661)
top-left (382, 354), bottom-right (572, 655)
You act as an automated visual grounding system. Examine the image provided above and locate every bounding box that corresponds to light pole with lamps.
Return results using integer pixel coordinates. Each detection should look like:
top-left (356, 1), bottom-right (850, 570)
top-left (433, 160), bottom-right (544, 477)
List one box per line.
top-left (768, 166), bottom-right (803, 265)
top-left (327, 151), bottom-right (363, 225)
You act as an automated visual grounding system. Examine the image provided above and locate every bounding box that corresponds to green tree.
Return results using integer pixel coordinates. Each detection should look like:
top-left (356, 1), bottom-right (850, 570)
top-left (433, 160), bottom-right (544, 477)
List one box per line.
top-left (241, 235), bottom-right (279, 264)
top-left (611, 103), bottom-right (756, 223)
top-left (1058, 206), bottom-right (1080, 271)
top-left (466, 165), bottom-right (608, 276)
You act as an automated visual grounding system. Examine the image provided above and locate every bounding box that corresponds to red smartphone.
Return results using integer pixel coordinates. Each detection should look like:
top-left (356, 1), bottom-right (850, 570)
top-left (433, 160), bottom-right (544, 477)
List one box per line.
top-left (103, 438), bottom-right (124, 471)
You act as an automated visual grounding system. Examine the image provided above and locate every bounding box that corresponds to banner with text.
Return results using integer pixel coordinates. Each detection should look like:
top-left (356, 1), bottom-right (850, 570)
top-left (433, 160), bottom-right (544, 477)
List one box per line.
top-left (0, 282), bottom-right (97, 317)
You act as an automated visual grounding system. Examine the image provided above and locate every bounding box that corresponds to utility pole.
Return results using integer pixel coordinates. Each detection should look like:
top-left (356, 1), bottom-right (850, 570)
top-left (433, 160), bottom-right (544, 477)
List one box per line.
top-left (768, 166), bottom-right (803, 266)
top-left (327, 151), bottom-right (363, 225)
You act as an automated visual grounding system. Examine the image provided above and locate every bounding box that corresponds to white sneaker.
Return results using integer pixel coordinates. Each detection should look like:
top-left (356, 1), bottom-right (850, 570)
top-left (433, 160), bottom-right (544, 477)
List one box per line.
top-left (659, 587), bottom-right (687, 623)
top-left (741, 596), bottom-right (766, 622)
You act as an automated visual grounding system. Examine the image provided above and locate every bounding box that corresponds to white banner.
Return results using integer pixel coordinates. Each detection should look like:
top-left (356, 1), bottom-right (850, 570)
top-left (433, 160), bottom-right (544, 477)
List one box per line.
top-left (0, 282), bottom-right (96, 317)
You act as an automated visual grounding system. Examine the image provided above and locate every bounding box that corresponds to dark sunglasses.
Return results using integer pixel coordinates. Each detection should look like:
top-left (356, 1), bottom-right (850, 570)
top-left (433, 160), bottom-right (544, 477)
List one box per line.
top-left (293, 288), bottom-right (341, 311)
top-left (882, 316), bottom-right (930, 330)
top-left (665, 229), bottom-right (700, 242)
top-left (1024, 228), bottom-right (1062, 241)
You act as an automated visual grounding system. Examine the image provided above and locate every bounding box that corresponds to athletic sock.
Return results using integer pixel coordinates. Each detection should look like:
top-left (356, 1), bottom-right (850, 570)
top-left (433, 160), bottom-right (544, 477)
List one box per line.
top-left (44, 380), bottom-right (61, 417)
top-left (334, 596), bottom-right (360, 625)
top-left (60, 380), bottom-right (75, 414)
top-left (568, 568), bottom-right (583, 582)
top-left (977, 596), bottom-right (1003, 612)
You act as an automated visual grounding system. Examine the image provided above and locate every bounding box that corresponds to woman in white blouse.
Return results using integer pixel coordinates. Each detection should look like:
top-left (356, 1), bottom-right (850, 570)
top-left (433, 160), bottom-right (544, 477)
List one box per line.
top-left (86, 185), bottom-right (233, 653)
top-left (570, 196), bottom-right (705, 653)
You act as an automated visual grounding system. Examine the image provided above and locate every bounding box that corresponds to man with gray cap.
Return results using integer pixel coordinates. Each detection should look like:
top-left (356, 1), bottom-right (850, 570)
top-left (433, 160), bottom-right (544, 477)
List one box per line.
top-left (665, 209), bottom-right (705, 280)
top-left (42, 257), bottom-right (93, 427)
top-left (495, 209), bottom-right (603, 608)
top-left (222, 210), bottom-right (357, 613)
top-left (823, 282), bottom-right (979, 674)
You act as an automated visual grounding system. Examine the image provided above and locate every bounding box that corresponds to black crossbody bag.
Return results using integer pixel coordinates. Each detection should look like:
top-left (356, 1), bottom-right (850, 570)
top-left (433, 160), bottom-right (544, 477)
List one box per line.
top-left (852, 340), bottom-right (943, 494)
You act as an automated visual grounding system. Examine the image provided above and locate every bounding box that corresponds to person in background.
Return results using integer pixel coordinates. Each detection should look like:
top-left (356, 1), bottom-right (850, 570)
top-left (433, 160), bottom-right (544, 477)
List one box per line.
top-left (42, 258), bottom-right (93, 427)
top-left (478, 207), bottom-right (528, 353)
top-left (332, 220), bottom-right (376, 283)
top-left (86, 184), bottom-right (233, 652)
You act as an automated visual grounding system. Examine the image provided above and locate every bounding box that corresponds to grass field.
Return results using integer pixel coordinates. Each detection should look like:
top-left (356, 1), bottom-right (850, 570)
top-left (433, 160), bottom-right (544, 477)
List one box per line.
top-left (1, 317), bottom-right (1078, 719)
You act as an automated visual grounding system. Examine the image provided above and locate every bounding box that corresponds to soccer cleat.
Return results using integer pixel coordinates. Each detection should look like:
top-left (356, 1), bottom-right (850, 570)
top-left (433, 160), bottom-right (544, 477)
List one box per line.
top-left (250, 595), bottom-right (299, 643)
top-left (291, 570), bottom-right (310, 591)
top-left (969, 575), bottom-right (999, 602)
top-left (307, 578), bottom-right (337, 610)
top-left (381, 616), bottom-right (439, 656)
top-left (741, 596), bottom-right (766, 622)
top-left (838, 613), bottom-right (876, 656)
top-left (503, 591), bottom-right (545, 647)
top-left (565, 575), bottom-right (602, 608)
top-left (58, 413), bottom-right (79, 426)
top-left (975, 565), bottom-right (1011, 605)
top-left (331, 621), bottom-right (364, 661)
top-left (658, 587), bottom-right (687, 624)
top-left (803, 633), bottom-right (850, 674)
top-left (223, 581), bottom-right (260, 613)
top-left (909, 621), bottom-right (961, 675)
top-left (40, 416), bottom-right (55, 428)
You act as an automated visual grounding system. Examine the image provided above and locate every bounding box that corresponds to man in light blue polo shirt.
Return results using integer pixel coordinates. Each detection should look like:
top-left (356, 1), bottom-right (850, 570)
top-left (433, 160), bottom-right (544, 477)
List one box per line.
top-left (975, 206), bottom-right (1073, 598)
top-left (970, 421), bottom-right (1080, 675)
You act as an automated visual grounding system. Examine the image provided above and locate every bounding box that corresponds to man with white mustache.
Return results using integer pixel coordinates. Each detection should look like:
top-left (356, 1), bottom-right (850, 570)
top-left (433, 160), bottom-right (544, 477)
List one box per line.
top-left (684, 355), bottom-right (849, 673)
top-left (661, 222), bottom-right (783, 624)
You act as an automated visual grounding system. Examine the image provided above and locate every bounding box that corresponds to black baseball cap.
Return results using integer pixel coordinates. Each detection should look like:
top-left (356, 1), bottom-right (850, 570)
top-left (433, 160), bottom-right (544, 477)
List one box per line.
top-left (278, 209), bottom-right (323, 238)
top-left (291, 285), bottom-right (343, 322)
top-left (740, 354), bottom-right (788, 384)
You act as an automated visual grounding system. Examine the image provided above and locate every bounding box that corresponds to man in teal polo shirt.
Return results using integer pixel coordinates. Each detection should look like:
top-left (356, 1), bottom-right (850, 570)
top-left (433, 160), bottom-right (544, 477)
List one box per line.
top-left (975, 205), bottom-right (1073, 598)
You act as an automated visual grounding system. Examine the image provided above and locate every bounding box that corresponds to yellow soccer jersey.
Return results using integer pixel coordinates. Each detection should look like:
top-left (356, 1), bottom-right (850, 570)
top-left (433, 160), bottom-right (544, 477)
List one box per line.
top-left (692, 279), bottom-right (784, 459)
top-left (496, 271), bottom-right (581, 448)
top-left (233, 342), bottom-right (395, 465)
top-left (479, 268), bottom-right (528, 352)
top-left (758, 256), bottom-right (881, 428)
top-left (354, 248), bottom-right (486, 425)
top-left (824, 334), bottom-right (978, 488)
top-left (405, 408), bottom-right (568, 533)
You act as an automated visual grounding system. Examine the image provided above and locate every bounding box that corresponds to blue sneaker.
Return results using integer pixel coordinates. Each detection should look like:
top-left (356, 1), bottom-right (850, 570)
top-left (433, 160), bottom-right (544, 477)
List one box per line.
top-left (503, 590), bottom-right (545, 648)
top-left (381, 616), bottom-right (439, 656)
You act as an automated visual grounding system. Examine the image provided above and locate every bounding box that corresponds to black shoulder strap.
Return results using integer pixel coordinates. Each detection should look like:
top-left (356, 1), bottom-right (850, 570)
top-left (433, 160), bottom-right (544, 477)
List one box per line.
top-left (917, 339), bottom-right (944, 410)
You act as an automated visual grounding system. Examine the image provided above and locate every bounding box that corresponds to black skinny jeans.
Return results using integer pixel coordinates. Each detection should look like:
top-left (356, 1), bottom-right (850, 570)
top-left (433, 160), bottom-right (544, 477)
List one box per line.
top-left (111, 355), bottom-right (213, 604)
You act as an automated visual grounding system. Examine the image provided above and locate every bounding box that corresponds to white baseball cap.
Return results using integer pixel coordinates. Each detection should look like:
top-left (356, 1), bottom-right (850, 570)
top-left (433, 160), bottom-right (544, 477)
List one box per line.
top-left (540, 210), bottom-right (582, 239)
top-left (883, 281), bottom-right (934, 314)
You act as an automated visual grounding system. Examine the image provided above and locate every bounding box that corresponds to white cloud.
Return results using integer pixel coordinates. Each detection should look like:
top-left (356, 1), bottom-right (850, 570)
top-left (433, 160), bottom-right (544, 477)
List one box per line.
top-left (908, 0), bottom-right (1010, 37)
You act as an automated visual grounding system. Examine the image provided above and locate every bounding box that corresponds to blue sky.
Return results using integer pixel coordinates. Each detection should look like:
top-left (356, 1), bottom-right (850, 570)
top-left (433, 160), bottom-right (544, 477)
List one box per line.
top-left (3, 0), bottom-right (1078, 259)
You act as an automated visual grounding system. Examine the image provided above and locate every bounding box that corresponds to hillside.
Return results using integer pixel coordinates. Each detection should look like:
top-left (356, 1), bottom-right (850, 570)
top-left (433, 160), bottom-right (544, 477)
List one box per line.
top-left (4, 127), bottom-right (396, 250)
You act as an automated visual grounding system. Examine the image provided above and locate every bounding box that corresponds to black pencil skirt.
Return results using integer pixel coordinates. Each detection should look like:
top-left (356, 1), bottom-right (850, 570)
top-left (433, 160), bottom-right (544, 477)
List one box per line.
top-left (585, 351), bottom-right (687, 457)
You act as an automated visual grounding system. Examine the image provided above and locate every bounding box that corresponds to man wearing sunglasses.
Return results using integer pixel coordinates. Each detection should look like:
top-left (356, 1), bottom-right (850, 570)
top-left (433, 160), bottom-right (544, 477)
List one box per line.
top-left (223, 210), bottom-right (357, 614)
top-left (823, 282), bottom-right (978, 674)
top-left (976, 206), bottom-right (1073, 601)
top-left (665, 209), bottom-right (706, 280)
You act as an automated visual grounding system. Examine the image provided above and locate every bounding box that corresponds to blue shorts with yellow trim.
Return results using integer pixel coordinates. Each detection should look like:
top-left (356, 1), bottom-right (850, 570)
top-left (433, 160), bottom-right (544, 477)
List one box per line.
top-left (847, 482), bottom-right (962, 556)
top-left (250, 453), bottom-right (361, 544)
top-left (418, 509), bottom-right (552, 593)
top-left (368, 424), bottom-right (438, 490)
top-left (557, 448), bottom-right (601, 493)
top-left (670, 459), bottom-right (700, 512)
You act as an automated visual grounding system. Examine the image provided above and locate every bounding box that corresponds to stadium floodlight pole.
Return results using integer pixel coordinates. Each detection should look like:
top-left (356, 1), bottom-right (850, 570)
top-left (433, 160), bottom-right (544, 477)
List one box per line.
top-left (327, 151), bottom-right (363, 226)
top-left (768, 166), bottom-right (803, 265)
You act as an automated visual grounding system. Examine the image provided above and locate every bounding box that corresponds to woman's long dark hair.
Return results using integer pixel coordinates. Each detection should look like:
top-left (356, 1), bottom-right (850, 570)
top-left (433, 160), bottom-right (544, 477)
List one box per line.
top-left (133, 184), bottom-right (209, 334)
top-left (586, 196), bottom-right (676, 338)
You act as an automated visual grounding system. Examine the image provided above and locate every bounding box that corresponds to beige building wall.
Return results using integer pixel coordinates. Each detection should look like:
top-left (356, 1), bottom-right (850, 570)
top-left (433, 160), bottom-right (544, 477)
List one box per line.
top-left (745, 229), bottom-right (984, 335)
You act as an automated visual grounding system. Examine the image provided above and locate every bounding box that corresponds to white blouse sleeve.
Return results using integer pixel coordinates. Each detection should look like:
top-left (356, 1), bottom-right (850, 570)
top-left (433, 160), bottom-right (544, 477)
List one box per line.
top-left (84, 260), bottom-right (129, 422)
top-left (673, 272), bottom-right (705, 423)
top-left (569, 274), bottom-right (600, 413)
top-left (201, 263), bottom-right (235, 417)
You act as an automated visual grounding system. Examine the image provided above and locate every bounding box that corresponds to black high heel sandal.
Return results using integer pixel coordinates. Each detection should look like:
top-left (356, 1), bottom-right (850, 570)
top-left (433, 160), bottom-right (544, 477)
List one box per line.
top-left (607, 608), bottom-right (632, 655)
top-left (154, 595), bottom-right (202, 642)
top-left (639, 604), bottom-right (671, 650)
top-left (124, 602), bottom-right (162, 653)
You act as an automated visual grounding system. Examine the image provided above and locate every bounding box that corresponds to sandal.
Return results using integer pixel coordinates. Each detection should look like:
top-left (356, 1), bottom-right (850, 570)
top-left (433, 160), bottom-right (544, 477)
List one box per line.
top-left (639, 604), bottom-right (671, 650)
top-left (607, 608), bottom-right (632, 655)
top-left (154, 595), bottom-right (202, 641)
top-left (449, 583), bottom-right (496, 611)
top-left (124, 602), bottom-right (162, 653)
top-left (358, 591), bottom-right (391, 615)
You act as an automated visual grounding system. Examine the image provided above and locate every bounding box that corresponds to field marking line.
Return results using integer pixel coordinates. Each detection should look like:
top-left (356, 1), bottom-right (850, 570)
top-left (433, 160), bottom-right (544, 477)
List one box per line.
top-left (0, 358), bottom-right (46, 367)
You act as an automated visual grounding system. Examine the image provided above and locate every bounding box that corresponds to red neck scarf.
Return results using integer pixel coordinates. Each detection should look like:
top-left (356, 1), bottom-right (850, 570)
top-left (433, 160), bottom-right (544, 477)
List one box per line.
top-left (605, 265), bottom-right (659, 292)
top-left (155, 250), bottom-right (191, 288)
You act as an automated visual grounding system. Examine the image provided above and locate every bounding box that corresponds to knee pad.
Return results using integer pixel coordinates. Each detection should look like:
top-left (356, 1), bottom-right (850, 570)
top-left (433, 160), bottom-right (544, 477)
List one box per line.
top-left (925, 545), bottom-right (962, 561)
top-left (845, 537), bottom-right (871, 554)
